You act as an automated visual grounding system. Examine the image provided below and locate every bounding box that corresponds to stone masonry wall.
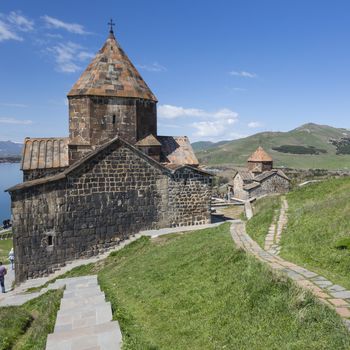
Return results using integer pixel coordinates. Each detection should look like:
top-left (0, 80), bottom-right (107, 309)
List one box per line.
top-left (232, 173), bottom-right (249, 200)
top-left (11, 143), bottom-right (165, 282)
top-left (249, 174), bottom-right (289, 198)
top-left (11, 144), bottom-right (212, 282)
top-left (167, 167), bottom-right (212, 227)
top-left (23, 167), bottom-right (66, 182)
top-left (69, 96), bottom-right (157, 147)
top-left (69, 96), bottom-right (91, 146)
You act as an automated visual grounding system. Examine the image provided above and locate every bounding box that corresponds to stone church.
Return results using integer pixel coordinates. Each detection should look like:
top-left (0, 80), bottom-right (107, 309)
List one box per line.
top-left (7, 27), bottom-right (212, 283)
top-left (229, 146), bottom-right (290, 200)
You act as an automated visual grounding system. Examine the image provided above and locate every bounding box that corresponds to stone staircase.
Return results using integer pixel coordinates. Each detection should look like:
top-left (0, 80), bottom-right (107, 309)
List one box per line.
top-left (46, 275), bottom-right (121, 350)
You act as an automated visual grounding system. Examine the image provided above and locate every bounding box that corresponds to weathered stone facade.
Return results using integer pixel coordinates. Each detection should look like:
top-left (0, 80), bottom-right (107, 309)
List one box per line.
top-left (10, 138), bottom-right (211, 283)
top-left (23, 168), bottom-right (67, 182)
top-left (231, 173), bottom-right (249, 200)
top-left (229, 147), bottom-right (290, 199)
top-left (68, 96), bottom-right (157, 163)
top-left (9, 28), bottom-right (212, 283)
top-left (246, 172), bottom-right (290, 198)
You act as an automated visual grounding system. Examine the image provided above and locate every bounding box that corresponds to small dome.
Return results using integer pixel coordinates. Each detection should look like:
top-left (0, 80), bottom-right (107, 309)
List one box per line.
top-left (248, 146), bottom-right (273, 162)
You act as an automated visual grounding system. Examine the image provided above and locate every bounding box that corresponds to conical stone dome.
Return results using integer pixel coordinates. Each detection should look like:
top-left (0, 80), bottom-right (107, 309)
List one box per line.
top-left (68, 32), bottom-right (157, 101)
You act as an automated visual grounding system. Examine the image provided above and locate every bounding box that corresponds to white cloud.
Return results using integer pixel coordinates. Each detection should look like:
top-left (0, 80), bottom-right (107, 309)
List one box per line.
top-left (137, 62), bottom-right (167, 72)
top-left (42, 15), bottom-right (89, 34)
top-left (158, 104), bottom-right (238, 121)
top-left (0, 19), bottom-right (22, 42)
top-left (248, 121), bottom-right (262, 128)
top-left (192, 111), bottom-right (239, 139)
top-left (229, 70), bottom-right (257, 78)
top-left (8, 11), bottom-right (34, 32)
top-left (0, 11), bottom-right (34, 42)
top-left (158, 105), bottom-right (207, 119)
top-left (158, 104), bottom-right (240, 141)
top-left (0, 117), bottom-right (32, 125)
top-left (47, 41), bottom-right (93, 73)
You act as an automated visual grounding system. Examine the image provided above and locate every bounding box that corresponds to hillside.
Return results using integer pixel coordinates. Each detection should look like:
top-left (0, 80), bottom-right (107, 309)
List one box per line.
top-left (0, 141), bottom-right (22, 157)
top-left (196, 123), bottom-right (350, 169)
top-left (192, 140), bottom-right (230, 152)
top-left (281, 177), bottom-right (350, 290)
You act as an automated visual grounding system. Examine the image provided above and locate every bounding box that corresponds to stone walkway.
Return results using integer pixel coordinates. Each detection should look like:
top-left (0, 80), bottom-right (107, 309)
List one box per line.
top-left (231, 220), bottom-right (350, 328)
top-left (264, 197), bottom-right (288, 255)
top-left (46, 275), bottom-right (121, 350)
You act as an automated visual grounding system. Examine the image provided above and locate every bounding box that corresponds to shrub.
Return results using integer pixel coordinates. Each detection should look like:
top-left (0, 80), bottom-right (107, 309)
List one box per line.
top-left (272, 145), bottom-right (327, 155)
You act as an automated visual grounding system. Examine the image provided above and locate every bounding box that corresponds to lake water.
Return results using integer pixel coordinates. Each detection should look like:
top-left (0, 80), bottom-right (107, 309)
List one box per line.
top-left (0, 163), bottom-right (22, 222)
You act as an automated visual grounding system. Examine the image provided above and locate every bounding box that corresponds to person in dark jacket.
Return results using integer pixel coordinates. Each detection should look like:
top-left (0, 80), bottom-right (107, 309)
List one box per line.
top-left (0, 262), bottom-right (7, 293)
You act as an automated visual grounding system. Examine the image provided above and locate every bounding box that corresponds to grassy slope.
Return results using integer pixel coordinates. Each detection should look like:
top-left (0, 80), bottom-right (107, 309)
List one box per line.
top-left (281, 177), bottom-right (350, 290)
top-left (61, 224), bottom-right (350, 349)
top-left (196, 123), bottom-right (350, 169)
top-left (0, 289), bottom-right (62, 350)
top-left (246, 196), bottom-right (281, 247)
top-left (0, 239), bottom-right (13, 263)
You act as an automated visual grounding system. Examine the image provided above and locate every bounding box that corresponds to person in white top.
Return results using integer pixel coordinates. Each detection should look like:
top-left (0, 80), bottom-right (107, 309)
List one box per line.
top-left (8, 248), bottom-right (14, 270)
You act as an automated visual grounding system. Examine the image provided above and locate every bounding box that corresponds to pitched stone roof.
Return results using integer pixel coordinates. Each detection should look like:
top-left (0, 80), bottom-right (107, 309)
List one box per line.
top-left (68, 32), bottom-right (157, 101)
top-left (8, 137), bottom-right (210, 192)
top-left (243, 181), bottom-right (260, 191)
top-left (254, 169), bottom-right (290, 182)
top-left (135, 134), bottom-right (161, 147)
top-left (158, 136), bottom-right (199, 166)
top-left (248, 146), bottom-right (273, 162)
top-left (21, 137), bottom-right (69, 170)
top-left (236, 169), bottom-right (254, 182)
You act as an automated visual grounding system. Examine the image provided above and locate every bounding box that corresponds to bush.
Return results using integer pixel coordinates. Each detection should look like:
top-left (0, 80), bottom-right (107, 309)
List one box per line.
top-left (335, 237), bottom-right (350, 250)
top-left (272, 145), bottom-right (327, 155)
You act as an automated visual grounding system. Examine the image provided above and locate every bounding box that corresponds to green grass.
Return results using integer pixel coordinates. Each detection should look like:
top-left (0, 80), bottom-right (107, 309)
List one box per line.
top-left (0, 289), bottom-right (63, 350)
top-left (50, 223), bottom-right (350, 349)
top-left (0, 239), bottom-right (13, 263)
top-left (281, 177), bottom-right (350, 290)
top-left (246, 196), bottom-right (281, 247)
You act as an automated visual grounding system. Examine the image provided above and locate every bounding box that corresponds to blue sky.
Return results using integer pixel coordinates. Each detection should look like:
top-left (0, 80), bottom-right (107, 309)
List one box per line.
top-left (1, 0), bottom-right (350, 143)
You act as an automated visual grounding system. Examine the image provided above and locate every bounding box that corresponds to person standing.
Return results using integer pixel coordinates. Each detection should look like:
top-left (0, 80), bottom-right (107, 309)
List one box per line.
top-left (0, 262), bottom-right (7, 293)
top-left (8, 248), bottom-right (14, 270)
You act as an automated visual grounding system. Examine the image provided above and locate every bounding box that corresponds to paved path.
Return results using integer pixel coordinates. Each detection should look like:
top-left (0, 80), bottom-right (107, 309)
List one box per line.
top-left (264, 197), bottom-right (288, 255)
top-left (46, 275), bottom-right (121, 350)
top-left (231, 220), bottom-right (350, 328)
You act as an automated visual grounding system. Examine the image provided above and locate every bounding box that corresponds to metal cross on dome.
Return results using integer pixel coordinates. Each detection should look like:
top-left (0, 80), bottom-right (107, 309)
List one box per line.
top-left (108, 19), bottom-right (115, 34)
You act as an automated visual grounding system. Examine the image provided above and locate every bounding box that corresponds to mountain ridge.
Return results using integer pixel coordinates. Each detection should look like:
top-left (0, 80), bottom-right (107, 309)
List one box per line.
top-left (0, 141), bottom-right (23, 158)
top-left (195, 123), bottom-right (350, 170)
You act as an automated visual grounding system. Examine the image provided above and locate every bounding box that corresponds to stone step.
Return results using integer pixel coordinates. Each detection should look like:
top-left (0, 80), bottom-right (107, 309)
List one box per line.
top-left (58, 301), bottom-right (111, 315)
top-left (46, 321), bottom-right (122, 350)
top-left (59, 295), bottom-right (106, 310)
top-left (63, 287), bottom-right (102, 298)
top-left (54, 303), bottom-right (113, 333)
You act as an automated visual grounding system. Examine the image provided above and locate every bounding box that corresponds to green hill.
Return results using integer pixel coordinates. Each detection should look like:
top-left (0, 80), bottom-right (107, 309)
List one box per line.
top-left (195, 123), bottom-right (350, 169)
top-left (192, 140), bottom-right (230, 152)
